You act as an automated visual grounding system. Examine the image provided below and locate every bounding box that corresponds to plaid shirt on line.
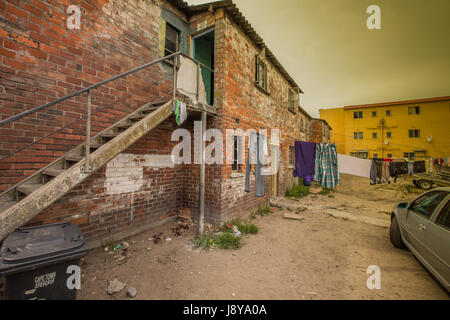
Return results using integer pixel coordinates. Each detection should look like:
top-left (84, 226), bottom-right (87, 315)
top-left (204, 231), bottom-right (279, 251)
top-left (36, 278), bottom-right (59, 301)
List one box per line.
top-left (314, 143), bottom-right (340, 189)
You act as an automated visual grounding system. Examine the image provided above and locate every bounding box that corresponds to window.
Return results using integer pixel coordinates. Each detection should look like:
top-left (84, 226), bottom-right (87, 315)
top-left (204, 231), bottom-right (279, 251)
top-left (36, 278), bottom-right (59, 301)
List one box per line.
top-left (404, 152), bottom-right (415, 160)
top-left (354, 132), bottom-right (363, 140)
top-left (372, 132), bottom-right (378, 139)
top-left (353, 111), bottom-right (363, 119)
top-left (288, 89), bottom-right (298, 113)
top-left (164, 23), bottom-right (179, 57)
top-left (350, 152), bottom-right (368, 159)
top-left (408, 106), bottom-right (420, 115)
top-left (387, 154), bottom-right (393, 158)
top-left (409, 191), bottom-right (449, 219)
top-left (386, 132), bottom-right (392, 138)
top-left (373, 154), bottom-right (378, 159)
top-left (386, 110), bottom-right (391, 116)
top-left (300, 118), bottom-right (304, 132)
top-left (409, 129), bottom-right (420, 138)
top-left (255, 56), bottom-right (267, 91)
top-left (289, 146), bottom-right (294, 167)
top-left (372, 111), bottom-right (377, 117)
top-left (436, 200), bottom-right (450, 231)
top-left (232, 136), bottom-right (242, 172)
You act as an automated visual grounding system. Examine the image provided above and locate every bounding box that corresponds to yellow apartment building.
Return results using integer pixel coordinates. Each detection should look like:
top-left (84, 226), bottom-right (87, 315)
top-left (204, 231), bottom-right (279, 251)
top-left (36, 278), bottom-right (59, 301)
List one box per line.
top-left (319, 96), bottom-right (450, 160)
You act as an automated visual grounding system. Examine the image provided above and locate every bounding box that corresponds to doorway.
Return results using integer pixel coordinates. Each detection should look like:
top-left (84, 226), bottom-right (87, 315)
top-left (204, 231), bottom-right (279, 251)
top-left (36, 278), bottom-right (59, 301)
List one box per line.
top-left (193, 29), bottom-right (214, 105)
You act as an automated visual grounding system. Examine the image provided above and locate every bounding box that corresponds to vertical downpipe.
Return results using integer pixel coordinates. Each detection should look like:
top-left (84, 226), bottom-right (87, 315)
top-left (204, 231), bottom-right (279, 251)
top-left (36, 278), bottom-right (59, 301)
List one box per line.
top-left (199, 111), bottom-right (206, 234)
top-left (84, 89), bottom-right (92, 173)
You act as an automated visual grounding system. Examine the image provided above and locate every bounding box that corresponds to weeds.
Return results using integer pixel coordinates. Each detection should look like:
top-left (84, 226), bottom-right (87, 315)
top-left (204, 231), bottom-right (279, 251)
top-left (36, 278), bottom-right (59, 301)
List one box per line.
top-left (285, 180), bottom-right (310, 198)
top-left (193, 232), bottom-right (242, 250)
top-left (319, 187), bottom-right (336, 195)
top-left (222, 219), bottom-right (259, 235)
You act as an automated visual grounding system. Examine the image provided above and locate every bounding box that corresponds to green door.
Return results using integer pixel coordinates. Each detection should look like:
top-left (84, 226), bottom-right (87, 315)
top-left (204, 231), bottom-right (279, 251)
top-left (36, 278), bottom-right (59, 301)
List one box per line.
top-left (193, 30), bottom-right (214, 105)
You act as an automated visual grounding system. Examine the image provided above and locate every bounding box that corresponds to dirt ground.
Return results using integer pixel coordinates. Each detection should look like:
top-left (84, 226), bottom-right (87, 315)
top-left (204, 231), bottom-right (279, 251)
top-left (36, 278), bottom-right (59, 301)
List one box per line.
top-left (77, 174), bottom-right (449, 300)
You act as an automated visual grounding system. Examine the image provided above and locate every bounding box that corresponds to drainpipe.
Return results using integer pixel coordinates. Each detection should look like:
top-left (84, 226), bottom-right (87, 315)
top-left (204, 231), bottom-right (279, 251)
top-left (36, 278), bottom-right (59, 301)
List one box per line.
top-left (198, 111), bottom-right (206, 234)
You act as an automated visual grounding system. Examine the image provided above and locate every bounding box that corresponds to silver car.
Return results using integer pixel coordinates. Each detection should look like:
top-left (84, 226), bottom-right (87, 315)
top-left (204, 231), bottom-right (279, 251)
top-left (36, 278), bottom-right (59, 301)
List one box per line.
top-left (390, 187), bottom-right (449, 292)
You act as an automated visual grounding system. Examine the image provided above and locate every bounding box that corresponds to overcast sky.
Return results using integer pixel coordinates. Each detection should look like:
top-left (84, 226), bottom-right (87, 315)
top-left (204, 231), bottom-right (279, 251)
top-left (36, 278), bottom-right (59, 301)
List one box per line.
top-left (186, 0), bottom-right (450, 117)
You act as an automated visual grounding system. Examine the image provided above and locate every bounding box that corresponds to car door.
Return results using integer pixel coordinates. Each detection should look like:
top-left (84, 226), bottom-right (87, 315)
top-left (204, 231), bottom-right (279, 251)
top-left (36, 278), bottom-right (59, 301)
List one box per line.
top-left (403, 191), bottom-right (449, 260)
top-left (423, 197), bottom-right (450, 290)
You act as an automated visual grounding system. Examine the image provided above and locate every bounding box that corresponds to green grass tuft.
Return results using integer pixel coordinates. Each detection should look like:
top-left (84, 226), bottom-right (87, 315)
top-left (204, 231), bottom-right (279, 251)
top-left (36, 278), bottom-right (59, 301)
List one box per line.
top-left (222, 219), bottom-right (259, 235)
top-left (193, 232), bottom-right (242, 250)
top-left (285, 180), bottom-right (310, 198)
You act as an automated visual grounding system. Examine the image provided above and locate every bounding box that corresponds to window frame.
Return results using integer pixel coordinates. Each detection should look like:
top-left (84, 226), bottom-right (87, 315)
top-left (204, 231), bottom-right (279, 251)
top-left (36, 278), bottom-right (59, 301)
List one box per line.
top-left (289, 145), bottom-right (295, 168)
top-left (164, 23), bottom-right (180, 57)
top-left (372, 111), bottom-right (377, 117)
top-left (435, 199), bottom-right (450, 231)
top-left (404, 152), bottom-right (416, 160)
top-left (409, 129), bottom-right (420, 138)
top-left (255, 56), bottom-right (268, 92)
top-left (353, 111), bottom-right (363, 119)
top-left (409, 191), bottom-right (449, 220)
top-left (386, 110), bottom-right (391, 116)
top-left (231, 135), bottom-right (242, 172)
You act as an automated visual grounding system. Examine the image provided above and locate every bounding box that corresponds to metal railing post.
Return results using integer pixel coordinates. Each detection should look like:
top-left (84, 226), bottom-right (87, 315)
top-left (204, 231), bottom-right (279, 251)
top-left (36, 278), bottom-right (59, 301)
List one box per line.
top-left (173, 55), bottom-right (178, 108)
top-left (196, 62), bottom-right (200, 102)
top-left (84, 89), bottom-right (92, 173)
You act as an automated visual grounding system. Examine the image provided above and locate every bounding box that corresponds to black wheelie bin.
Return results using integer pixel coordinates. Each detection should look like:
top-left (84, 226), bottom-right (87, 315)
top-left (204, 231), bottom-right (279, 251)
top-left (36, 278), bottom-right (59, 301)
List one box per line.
top-left (0, 222), bottom-right (89, 300)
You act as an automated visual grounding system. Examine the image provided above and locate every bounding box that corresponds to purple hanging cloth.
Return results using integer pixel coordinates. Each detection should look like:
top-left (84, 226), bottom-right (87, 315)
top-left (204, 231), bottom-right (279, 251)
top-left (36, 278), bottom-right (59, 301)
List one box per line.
top-left (293, 141), bottom-right (316, 185)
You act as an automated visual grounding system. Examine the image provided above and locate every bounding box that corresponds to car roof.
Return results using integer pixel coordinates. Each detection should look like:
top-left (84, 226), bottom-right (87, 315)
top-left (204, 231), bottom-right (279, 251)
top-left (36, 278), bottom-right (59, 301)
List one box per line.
top-left (432, 187), bottom-right (450, 192)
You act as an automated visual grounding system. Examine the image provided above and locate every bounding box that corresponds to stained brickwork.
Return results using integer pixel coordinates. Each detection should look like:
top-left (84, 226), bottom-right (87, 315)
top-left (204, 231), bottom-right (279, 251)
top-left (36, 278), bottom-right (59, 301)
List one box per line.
top-left (1, 1), bottom-right (314, 243)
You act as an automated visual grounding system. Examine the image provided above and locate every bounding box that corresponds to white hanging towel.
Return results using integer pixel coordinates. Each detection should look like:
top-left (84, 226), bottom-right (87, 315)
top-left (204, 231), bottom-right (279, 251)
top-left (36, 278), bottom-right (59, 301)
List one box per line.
top-left (337, 154), bottom-right (372, 178)
top-left (179, 101), bottom-right (187, 125)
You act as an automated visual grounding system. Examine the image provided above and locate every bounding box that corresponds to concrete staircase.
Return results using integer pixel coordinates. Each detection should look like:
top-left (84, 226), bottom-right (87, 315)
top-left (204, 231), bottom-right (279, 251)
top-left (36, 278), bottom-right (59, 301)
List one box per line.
top-left (0, 99), bottom-right (173, 240)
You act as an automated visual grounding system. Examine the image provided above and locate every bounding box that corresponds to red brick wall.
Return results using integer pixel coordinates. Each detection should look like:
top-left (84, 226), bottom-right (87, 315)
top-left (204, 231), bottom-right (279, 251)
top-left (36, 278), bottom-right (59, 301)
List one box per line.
top-left (27, 119), bottom-right (184, 242)
top-left (0, 0), bottom-right (173, 192)
top-left (206, 9), bottom-right (310, 220)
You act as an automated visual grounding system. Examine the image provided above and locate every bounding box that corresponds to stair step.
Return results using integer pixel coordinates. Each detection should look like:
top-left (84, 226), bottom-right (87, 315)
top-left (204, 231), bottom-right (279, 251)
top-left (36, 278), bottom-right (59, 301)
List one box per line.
top-left (117, 122), bottom-right (133, 129)
top-left (129, 113), bottom-right (145, 121)
top-left (101, 133), bottom-right (119, 139)
top-left (0, 200), bottom-right (17, 212)
top-left (43, 169), bottom-right (65, 177)
top-left (17, 183), bottom-right (43, 195)
top-left (142, 107), bottom-right (158, 114)
top-left (89, 143), bottom-right (103, 149)
top-left (65, 154), bottom-right (84, 162)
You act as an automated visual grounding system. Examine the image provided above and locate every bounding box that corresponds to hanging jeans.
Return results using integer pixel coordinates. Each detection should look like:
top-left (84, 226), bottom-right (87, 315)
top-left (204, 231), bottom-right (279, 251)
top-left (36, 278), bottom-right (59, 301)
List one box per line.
top-left (245, 132), bottom-right (265, 197)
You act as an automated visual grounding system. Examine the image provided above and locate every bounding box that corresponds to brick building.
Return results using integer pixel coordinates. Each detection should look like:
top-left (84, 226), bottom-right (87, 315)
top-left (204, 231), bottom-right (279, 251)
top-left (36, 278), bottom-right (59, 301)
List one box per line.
top-left (0, 0), bottom-right (313, 245)
top-left (310, 118), bottom-right (331, 143)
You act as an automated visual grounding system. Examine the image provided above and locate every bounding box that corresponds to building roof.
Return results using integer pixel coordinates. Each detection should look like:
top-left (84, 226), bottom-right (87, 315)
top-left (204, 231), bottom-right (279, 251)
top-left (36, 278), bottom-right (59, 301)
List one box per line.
top-left (312, 118), bottom-right (332, 130)
top-left (167, 0), bottom-right (304, 93)
top-left (343, 96), bottom-right (450, 110)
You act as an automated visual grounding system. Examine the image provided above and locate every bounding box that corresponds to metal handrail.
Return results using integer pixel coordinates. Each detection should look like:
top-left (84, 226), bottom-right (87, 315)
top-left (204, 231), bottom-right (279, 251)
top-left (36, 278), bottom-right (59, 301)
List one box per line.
top-left (0, 51), bottom-right (182, 127)
top-left (0, 51), bottom-right (215, 127)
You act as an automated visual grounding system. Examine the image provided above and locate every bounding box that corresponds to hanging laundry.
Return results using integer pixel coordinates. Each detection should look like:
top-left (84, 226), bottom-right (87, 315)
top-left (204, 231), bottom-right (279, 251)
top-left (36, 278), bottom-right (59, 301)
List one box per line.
top-left (370, 159), bottom-right (378, 185)
top-left (407, 162), bottom-right (414, 175)
top-left (375, 159), bottom-right (383, 183)
top-left (414, 160), bottom-right (426, 173)
top-left (313, 143), bottom-right (340, 188)
top-left (382, 160), bottom-right (391, 183)
top-left (293, 141), bottom-right (316, 185)
top-left (174, 100), bottom-right (187, 126)
top-left (179, 101), bottom-right (187, 125)
top-left (337, 154), bottom-right (372, 178)
top-left (245, 132), bottom-right (267, 197)
top-left (389, 162), bottom-right (399, 183)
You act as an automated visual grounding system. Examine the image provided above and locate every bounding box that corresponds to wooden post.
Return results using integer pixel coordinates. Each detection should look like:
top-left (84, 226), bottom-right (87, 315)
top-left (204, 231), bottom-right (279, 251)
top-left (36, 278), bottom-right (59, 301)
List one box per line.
top-left (198, 111), bottom-right (206, 234)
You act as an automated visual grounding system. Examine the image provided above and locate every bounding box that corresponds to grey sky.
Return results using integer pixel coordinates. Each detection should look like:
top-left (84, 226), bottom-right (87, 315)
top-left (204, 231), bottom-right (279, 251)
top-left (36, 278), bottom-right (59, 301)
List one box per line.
top-left (186, 0), bottom-right (450, 117)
